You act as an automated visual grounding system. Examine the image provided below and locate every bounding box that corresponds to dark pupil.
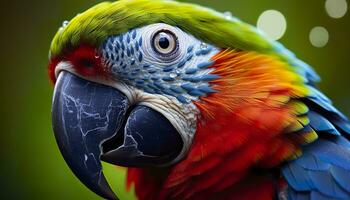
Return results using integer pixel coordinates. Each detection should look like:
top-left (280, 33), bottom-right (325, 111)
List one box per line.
top-left (158, 36), bottom-right (170, 49)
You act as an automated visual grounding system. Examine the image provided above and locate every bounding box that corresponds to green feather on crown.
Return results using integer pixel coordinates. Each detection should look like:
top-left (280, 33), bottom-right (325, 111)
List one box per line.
top-left (50, 0), bottom-right (319, 82)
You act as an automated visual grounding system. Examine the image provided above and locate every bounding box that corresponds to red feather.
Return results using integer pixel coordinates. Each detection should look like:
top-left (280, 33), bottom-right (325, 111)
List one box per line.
top-left (127, 49), bottom-right (309, 200)
top-left (48, 44), bottom-right (108, 83)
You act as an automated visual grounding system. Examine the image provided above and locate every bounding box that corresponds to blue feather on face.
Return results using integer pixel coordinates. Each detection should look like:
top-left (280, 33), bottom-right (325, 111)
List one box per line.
top-left (100, 23), bottom-right (220, 104)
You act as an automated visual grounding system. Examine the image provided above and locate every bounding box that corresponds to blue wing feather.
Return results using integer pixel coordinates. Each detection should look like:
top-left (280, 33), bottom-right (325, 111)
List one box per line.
top-left (330, 165), bottom-right (350, 193)
top-left (283, 138), bottom-right (350, 200)
top-left (309, 139), bottom-right (350, 170)
top-left (308, 111), bottom-right (340, 135)
top-left (282, 81), bottom-right (350, 199)
top-left (282, 163), bottom-right (315, 191)
top-left (308, 170), bottom-right (348, 199)
top-left (310, 191), bottom-right (337, 200)
top-left (270, 31), bottom-right (350, 200)
top-left (295, 153), bottom-right (330, 171)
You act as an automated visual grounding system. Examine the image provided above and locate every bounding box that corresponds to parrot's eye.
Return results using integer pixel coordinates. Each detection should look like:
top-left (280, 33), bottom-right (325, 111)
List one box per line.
top-left (152, 30), bottom-right (178, 56)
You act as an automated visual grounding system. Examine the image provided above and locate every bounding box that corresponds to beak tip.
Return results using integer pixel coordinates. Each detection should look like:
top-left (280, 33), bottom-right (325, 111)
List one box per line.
top-left (97, 174), bottom-right (119, 200)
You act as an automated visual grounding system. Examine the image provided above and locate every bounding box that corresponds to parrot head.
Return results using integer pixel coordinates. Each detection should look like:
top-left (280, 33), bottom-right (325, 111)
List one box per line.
top-left (48, 0), bottom-right (322, 199)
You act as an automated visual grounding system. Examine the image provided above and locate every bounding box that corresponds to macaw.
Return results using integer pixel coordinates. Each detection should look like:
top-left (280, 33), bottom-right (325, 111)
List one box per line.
top-left (48, 0), bottom-right (350, 200)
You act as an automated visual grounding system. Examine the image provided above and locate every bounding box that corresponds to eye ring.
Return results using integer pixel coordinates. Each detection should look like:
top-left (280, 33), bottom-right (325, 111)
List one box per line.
top-left (151, 29), bottom-right (179, 57)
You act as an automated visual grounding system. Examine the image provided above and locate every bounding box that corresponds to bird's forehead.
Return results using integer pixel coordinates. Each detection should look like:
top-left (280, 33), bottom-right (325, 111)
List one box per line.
top-left (101, 23), bottom-right (220, 104)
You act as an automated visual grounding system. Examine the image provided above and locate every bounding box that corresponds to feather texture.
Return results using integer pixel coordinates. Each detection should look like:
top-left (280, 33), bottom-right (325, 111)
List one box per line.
top-left (283, 76), bottom-right (350, 199)
top-left (49, 0), bottom-right (319, 83)
top-left (47, 1), bottom-right (350, 199)
top-left (127, 50), bottom-right (318, 200)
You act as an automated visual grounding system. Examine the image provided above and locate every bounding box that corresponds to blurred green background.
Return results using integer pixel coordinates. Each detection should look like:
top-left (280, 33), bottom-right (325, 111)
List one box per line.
top-left (1, 0), bottom-right (349, 199)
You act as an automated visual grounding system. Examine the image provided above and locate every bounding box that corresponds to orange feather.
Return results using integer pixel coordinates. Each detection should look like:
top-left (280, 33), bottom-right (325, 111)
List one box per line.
top-left (127, 50), bottom-right (311, 200)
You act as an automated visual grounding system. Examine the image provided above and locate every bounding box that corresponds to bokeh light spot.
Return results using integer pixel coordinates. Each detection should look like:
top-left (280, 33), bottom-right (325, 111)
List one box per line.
top-left (309, 26), bottom-right (329, 48)
top-left (325, 0), bottom-right (348, 19)
top-left (257, 10), bottom-right (287, 41)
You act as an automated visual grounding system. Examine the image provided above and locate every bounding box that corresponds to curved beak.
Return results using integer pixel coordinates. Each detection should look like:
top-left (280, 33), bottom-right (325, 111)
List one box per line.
top-left (52, 72), bottom-right (183, 199)
top-left (52, 72), bottom-right (128, 200)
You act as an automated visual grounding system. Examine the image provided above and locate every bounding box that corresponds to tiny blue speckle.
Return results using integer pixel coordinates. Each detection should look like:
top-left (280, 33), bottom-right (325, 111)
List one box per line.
top-left (163, 88), bottom-right (174, 96)
top-left (197, 61), bottom-right (214, 69)
top-left (199, 74), bottom-right (220, 81)
top-left (138, 53), bottom-right (143, 62)
top-left (162, 77), bottom-right (175, 82)
top-left (181, 83), bottom-right (196, 91)
top-left (154, 89), bottom-right (162, 95)
top-left (177, 59), bottom-right (186, 68)
top-left (201, 46), bottom-right (213, 55)
top-left (187, 45), bottom-right (194, 53)
top-left (151, 77), bottom-right (159, 81)
top-left (132, 30), bottom-right (137, 39)
top-left (127, 34), bottom-right (131, 43)
top-left (154, 82), bottom-right (165, 89)
top-left (119, 35), bottom-right (123, 43)
top-left (195, 49), bottom-right (202, 56)
top-left (126, 48), bottom-right (131, 57)
top-left (143, 64), bottom-right (150, 68)
top-left (121, 43), bottom-right (125, 51)
top-left (148, 69), bottom-right (157, 74)
top-left (108, 43), bottom-right (113, 51)
top-left (186, 53), bottom-right (194, 61)
top-left (185, 68), bottom-right (198, 75)
top-left (170, 86), bottom-right (183, 94)
top-left (136, 80), bottom-right (144, 84)
top-left (176, 95), bottom-right (188, 104)
top-left (147, 84), bottom-right (158, 90)
top-left (188, 89), bottom-right (204, 97)
top-left (105, 53), bottom-right (110, 60)
top-left (182, 77), bottom-right (201, 83)
top-left (144, 88), bottom-right (154, 94)
top-left (163, 66), bottom-right (174, 72)
top-left (131, 59), bottom-right (135, 65)
top-left (138, 37), bottom-right (143, 46)
top-left (130, 46), bottom-right (134, 55)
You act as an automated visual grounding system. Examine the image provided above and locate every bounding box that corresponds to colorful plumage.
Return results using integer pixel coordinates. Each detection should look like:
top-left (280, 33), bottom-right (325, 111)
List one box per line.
top-left (48, 1), bottom-right (350, 200)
